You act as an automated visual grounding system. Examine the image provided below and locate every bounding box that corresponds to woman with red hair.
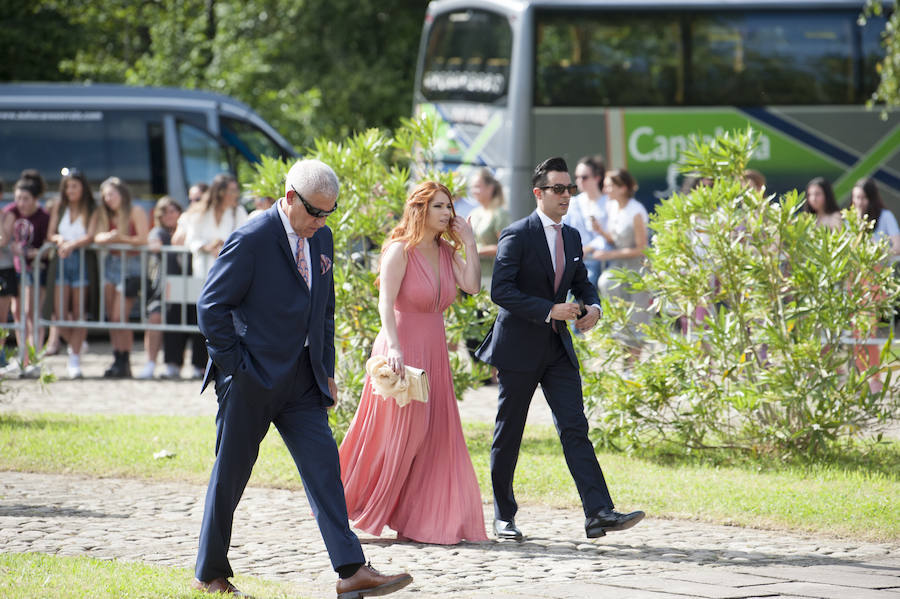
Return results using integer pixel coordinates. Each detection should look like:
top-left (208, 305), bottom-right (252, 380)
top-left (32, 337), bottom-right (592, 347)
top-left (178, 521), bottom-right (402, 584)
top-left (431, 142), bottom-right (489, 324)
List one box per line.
top-left (339, 180), bottom-right (487, 544)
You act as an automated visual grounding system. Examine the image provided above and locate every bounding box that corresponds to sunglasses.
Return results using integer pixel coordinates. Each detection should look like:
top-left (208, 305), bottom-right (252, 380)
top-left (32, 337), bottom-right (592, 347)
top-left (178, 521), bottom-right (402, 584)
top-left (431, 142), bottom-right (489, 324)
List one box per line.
top-left (291, 185), bottom-right (338, 218)
top-left (539, 183), bottom-right (578, 195)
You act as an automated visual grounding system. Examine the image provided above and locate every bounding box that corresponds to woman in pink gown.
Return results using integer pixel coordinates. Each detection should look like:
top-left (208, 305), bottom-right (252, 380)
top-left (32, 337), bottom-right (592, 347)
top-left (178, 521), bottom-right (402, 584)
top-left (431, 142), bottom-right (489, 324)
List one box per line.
top-left (339, 181), bottom-right (488, 544)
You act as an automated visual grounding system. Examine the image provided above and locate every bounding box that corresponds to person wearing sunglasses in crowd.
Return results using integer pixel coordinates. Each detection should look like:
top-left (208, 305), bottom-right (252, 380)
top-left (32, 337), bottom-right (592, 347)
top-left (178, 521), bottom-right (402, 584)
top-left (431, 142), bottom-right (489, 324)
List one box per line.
top-left (476, 157), bottom-right (645, 543)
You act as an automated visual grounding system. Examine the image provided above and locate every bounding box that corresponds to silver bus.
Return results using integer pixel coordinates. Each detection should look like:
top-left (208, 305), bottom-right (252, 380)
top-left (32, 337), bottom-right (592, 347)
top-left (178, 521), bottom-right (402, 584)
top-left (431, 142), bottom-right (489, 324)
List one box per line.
top-left (0, 83), bottom-right (294, 204)
top-left (414, 0), bottom-right (898, 217)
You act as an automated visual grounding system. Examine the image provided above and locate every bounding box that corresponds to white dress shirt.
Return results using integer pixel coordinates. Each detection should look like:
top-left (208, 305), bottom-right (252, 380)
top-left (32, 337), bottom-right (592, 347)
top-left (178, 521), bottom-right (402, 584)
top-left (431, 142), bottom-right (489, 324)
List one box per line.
top-left (278, 199), bottom-right (311, 346)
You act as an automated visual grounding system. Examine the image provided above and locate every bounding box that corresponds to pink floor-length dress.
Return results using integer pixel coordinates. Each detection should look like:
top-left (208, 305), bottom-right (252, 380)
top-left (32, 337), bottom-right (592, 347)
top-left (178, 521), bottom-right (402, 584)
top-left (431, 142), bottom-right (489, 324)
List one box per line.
top-left (339, 241), bottom-right (488, 544)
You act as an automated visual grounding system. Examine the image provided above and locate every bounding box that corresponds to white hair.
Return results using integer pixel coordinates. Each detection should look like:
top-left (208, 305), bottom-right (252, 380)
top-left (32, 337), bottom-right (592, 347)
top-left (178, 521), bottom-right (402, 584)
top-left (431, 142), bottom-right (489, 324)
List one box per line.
top-left (284, 159), bottom-right (339, 200)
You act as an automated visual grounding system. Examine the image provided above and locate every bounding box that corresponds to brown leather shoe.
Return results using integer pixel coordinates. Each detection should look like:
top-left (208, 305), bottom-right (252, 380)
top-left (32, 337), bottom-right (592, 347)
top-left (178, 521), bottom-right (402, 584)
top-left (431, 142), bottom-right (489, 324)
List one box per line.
top-left (190, 577), bottom-right (252, 597)
top-left (336, 562), bottom-right (413, 599)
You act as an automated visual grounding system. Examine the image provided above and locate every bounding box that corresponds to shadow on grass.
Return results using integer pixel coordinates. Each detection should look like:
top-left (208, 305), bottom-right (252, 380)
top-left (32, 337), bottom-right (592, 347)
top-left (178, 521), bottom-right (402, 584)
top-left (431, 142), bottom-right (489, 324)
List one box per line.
top-left (595, 435), bottom-right (900, 481)
top-left (0, 414), bottom-right (82, 431)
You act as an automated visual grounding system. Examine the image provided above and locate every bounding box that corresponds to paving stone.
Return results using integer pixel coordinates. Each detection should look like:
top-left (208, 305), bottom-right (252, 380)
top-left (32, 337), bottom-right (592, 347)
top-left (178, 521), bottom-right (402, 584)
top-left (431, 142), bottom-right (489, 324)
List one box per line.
top-left (739, 582), bottom-right (900, 599)
top-left (602, 574), bottom-right (784, 598)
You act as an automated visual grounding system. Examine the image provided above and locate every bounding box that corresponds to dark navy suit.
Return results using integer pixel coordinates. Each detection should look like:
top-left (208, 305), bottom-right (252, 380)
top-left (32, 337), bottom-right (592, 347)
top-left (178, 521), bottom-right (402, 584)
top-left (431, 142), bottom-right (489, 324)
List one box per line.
top-left (194, 203), bottom-right (364, 582)
top-left (476, 210), bottom-right (614, 521)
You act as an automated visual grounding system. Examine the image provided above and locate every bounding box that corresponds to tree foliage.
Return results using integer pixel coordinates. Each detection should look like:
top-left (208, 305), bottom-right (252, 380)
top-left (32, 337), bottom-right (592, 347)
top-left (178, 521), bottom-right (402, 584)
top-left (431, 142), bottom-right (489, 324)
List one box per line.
top-left (247, 114), bottom-right (493, 438)
top-left (582, 128), bottom-right (900, 457)
top-left (7, 0), bottom-right (427, 148)
top-left (865, 0), bottom-right (900, 109)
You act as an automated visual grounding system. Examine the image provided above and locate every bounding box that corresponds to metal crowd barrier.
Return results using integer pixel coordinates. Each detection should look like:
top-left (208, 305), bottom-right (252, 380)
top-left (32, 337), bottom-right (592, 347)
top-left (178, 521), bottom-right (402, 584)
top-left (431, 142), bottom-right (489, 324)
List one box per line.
top-left (29, 242), bottom-right (202, 351)
top-left (0, 247), bottom-right (29, 365)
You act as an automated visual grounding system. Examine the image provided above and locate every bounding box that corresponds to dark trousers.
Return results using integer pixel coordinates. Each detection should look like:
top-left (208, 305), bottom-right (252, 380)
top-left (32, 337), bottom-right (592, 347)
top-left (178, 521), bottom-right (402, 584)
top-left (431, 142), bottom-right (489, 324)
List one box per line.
top-left (163, 304), bottom-right (207, 369)
top-left (195, 349), bottom-right (364, 581)
top-left (491, 334), bottom-right (613, 521)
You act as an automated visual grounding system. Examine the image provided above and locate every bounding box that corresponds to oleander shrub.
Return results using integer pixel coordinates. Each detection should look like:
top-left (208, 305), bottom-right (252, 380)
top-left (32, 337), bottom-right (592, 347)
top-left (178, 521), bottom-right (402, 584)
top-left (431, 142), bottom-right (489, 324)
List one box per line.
top-left (582, 128), bottom-right (900, 456)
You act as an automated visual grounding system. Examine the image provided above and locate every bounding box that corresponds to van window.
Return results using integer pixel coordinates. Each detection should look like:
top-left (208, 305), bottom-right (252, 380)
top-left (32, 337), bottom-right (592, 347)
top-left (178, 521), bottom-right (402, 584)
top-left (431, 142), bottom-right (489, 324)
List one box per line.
top-left (177, 121), bottom-right (231, 189)
top-left (0, 110), bottom-right (164, 197)
top-left (221, 116), bottom-right (289, 184)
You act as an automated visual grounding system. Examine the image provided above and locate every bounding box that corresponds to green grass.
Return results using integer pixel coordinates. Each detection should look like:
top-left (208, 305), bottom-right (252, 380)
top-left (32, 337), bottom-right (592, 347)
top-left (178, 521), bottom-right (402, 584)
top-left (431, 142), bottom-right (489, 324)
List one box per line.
top-left (2, 413), bottom-right (899, 542)
top-left (0, 553), bottom-right (303, 599)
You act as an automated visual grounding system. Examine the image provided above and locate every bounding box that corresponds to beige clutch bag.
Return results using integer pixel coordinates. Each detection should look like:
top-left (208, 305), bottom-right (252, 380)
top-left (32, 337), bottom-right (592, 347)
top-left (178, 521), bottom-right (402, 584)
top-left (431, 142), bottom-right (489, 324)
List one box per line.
top-left (365, 356), bottom-right (430, 407)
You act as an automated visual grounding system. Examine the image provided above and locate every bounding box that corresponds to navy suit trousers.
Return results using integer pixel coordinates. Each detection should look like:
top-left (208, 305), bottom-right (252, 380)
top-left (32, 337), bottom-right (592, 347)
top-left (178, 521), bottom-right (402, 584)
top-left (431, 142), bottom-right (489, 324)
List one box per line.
top-left (195, 349), bottom-right (364, 581)
top-left (492, 334), bottom-right (614, 521)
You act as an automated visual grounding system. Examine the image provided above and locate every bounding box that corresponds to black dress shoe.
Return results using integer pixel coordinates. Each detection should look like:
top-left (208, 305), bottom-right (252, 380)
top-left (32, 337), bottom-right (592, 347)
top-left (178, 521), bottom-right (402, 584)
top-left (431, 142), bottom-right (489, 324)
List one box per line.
top-left (585, 508), bottom-right (645, 538)
top-left (493, 518), bottom-right (523, 541)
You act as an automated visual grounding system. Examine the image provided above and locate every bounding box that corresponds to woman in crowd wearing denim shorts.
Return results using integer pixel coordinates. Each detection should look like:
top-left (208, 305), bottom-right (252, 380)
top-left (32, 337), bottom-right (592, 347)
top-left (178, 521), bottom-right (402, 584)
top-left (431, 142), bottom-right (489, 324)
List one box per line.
top-left (136, 196), bottom-right (182, 379)
top-left (94, 177), bottom-right (149, 378)
top-left (47, 168), bottom-right (98, 379)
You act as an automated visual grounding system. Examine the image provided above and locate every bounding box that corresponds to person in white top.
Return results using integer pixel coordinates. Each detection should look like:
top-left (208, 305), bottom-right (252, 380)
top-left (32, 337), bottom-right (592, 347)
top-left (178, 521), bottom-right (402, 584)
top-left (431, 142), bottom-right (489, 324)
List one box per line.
top-left (165, 174), bottom-right (247, 379)
top-left (594, 168), bottom-right (651, 368)
top-left (46, 168), bottom-right (99, 379)
top-left (851, 177), bottom-right (900, 394)
top-left (565, 155), bottom-right (610, 287)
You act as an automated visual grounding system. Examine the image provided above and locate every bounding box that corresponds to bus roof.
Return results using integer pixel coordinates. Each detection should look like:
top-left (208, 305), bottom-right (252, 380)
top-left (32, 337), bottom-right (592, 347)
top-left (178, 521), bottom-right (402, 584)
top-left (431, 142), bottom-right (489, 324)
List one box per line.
top-left (427, 0), bottom-right (887, 13)
top-left (0, 82), bottom-right (293, 153)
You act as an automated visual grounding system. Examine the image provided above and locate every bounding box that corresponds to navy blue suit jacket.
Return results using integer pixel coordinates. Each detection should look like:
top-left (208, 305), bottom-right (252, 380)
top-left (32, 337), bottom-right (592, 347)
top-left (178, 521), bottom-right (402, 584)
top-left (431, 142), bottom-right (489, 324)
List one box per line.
top-left (476, 210), bottom-right (600, 372)
top-left (197, 204), bottom-right (336, 405)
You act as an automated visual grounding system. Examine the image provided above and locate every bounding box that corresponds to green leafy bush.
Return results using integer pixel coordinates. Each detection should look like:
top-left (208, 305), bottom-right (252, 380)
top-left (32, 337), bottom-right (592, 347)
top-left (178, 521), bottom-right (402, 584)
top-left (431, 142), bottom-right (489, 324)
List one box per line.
top-left (582, 128), bottom-right (900, 456)
top-left (246, 115), bottom-right (493, 438)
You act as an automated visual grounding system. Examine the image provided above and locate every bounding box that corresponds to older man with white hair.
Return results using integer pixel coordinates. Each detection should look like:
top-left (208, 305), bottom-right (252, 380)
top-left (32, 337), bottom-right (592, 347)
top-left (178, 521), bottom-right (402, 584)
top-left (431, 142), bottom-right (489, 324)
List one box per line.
top-left (192, 159), bottom-right (412, 598)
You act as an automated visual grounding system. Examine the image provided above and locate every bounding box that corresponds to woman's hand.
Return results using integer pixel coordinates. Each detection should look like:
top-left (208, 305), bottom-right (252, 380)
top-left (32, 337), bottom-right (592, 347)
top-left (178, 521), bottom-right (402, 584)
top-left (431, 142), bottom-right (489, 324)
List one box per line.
top-left (387, 347), bottom-right (405, 379)
top-left (452, 215), bottom-right (476, 246)
top-left (95, 231), bottom-right (117, 244)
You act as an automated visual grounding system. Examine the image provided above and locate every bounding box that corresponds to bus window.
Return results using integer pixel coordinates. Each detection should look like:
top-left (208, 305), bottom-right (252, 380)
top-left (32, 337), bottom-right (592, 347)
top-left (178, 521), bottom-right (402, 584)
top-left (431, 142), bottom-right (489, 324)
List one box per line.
top-left (421, 10), bottom-right (512, 103)
top-left (690, 11), bottom-right (856, 105)
top-left (535, 12), bottom-right (683, 107)
top-left (177, 121), bottom-right (231, 189)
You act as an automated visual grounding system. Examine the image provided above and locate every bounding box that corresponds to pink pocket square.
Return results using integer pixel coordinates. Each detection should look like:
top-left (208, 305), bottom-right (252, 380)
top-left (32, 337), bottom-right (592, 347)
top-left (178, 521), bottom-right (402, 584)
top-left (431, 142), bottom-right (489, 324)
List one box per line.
top-left (320, 254), bottom-right (332, 274)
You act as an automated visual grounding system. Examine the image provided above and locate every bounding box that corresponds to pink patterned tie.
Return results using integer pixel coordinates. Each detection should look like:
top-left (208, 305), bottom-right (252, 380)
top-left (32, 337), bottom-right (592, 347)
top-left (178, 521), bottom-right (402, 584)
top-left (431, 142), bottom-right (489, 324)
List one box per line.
top-left (552, 224), bottom-right (564, 292)
top-left (296, 239), bottom-right (310, 287)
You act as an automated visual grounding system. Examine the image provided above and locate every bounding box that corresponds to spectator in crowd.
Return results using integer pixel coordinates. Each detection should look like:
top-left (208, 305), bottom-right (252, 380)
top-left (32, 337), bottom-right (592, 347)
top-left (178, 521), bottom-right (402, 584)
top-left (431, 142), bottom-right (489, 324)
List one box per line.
top-left (804, 177), bottom-right (842, 229)
top-left (742, 169), bottom-right (767, 193)
top-left (188, 182), bottom-right (208, 205)
top-left (851, 177), bottom-right (899, 394)
top-left (247, 195), bottom-right (276, 220)
top-left (94, 177), bottom-right (150, 378)
top-left (47, 168), bottom-right (97, 379)
top-left (595, 169), bottom-right (651, 368)
top-left (0, 172), bottom-right (51, 377)
top-left (451, 184), bottom-right (480, 219)
top-left (566, 155), bottom-right (609, 287)
top-left (137, 197), bottom-right (182, 379)
top-left (468, 168), bottom-right (510, 290)
top-left (165, 173), bottom-right (246, 379)
top-left (0, 177), bottom-right (12, 371)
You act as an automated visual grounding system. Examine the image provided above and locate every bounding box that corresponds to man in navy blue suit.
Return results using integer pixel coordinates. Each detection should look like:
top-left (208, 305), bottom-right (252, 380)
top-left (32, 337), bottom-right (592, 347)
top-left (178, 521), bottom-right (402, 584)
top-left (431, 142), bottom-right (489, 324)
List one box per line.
top-left (192, 160), bottom-right (412, 598)
top-left (476, 157), bottom-right (644, 542)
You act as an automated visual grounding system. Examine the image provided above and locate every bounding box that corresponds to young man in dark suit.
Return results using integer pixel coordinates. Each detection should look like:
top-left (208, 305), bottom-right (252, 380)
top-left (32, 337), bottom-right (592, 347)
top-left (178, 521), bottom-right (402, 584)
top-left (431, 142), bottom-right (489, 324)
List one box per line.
top-left (192, 159), bottom-right (412, 597)
top-left (476, 157), bottom-right (644, 541)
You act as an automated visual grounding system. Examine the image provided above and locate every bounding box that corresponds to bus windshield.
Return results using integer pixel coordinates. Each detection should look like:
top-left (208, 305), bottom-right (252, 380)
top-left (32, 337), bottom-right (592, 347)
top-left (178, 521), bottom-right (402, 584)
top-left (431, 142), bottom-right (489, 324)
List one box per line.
top-left (421, 9), bottom-right (512, 104)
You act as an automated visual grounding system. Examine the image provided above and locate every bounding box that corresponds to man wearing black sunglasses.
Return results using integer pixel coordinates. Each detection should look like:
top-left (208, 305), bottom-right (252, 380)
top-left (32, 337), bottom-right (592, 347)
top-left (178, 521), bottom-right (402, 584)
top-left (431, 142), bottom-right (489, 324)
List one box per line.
top-left (476, 156), bottom-right (644, 544)
top-left (193, 159), bottom-right (412, 598)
